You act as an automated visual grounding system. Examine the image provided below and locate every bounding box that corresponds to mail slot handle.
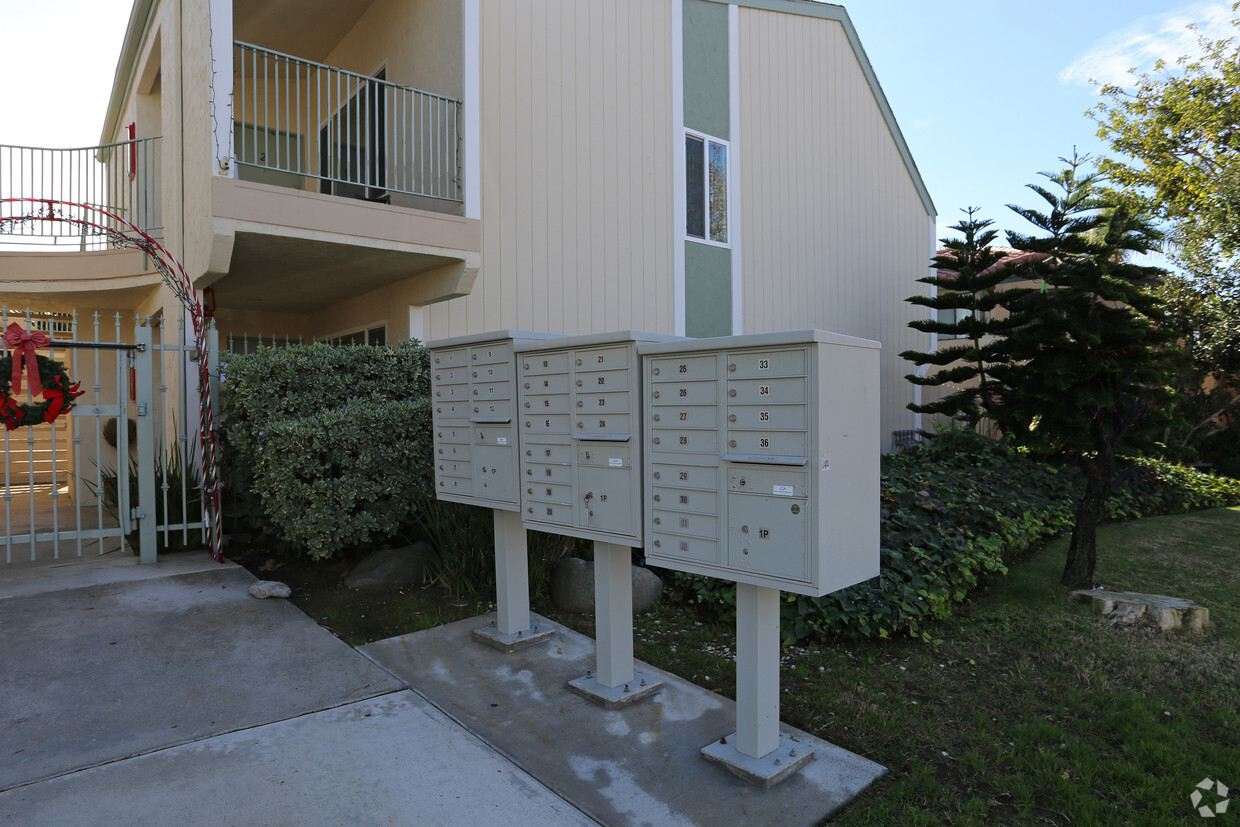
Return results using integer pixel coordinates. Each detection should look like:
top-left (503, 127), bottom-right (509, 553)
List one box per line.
top-left (722, 452), bottom-right (808, 466)
top-left (571, 433), bottom-right (632, 442)
top-left (470, 416), bottom-right (513, 424)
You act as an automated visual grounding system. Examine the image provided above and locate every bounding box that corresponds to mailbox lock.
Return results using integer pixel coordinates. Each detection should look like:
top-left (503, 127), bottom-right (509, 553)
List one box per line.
top-left (653, 414), bottom-right (660, 422)
top-left (435, 390), bottom-right (441, 398)
top-left (434, 374), bottom-right (440, 381)
top-left (653, 494), bottom-right (661, 503)
top-left (576, 358), bottom-right (583, 366)
top-left (434, 357), bottom-right (440, 364)
top-left (653, 471), bottom-right (661, 480)
top-left (527, 469), bottom-right (533, 476)
top-left (728, 414), bottom-right (737, 423)
top-left (524, 401), bottom-right (531, 409)
top-left (523, 363), bottom-right (530, 370)
top-left (742, 548), bottom-right (750, 555)
top-left (791, 504), bottom-right (801, 515)
top-left (741, 524), bottom-right (749, 534)
top-left (738, 476), bottom-right (746, 487)
top-left (472, 371), bottom-right (478, 378)
top-left (527, 488), bottom-right (533, 495)
top-left (653, 391), bottom-right (660, 399)
top-left (728, 389), bottom-right (737, 397)
top-left (577, 421), bottom-right (584, 429)
top-left (525, 421), bottom-right (531, 428)
top-left (729, 363), bottom-right (737, 372)
top-left (652, 367), bottom-right (660, 376)
top-left (474, 407), bottom-right (479, 413)
top-left (729, 440), bottom-right (738, 448)
top-left (472, 353), bottom-right (477, 360)
top-left (577, 401), bottom-right (584, 408)
top-left (525, 449), bottom-right (532, 457)
top-left (653, 517), bottom-right (661, 526)
top-left (524, 382), bottom-right (530, 389)
top-left (527, 507), bottom-right (534, 514)
top-left (576, 379), bottom-right (583, 387)
top-left (653, 437), bottom-right (661, 445)
top-left (653, 540), bottom-right (661, 548)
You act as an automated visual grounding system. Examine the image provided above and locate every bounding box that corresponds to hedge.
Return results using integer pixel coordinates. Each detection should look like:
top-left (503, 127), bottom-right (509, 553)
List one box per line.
top-left (222, 342), bottom-right (432, 559)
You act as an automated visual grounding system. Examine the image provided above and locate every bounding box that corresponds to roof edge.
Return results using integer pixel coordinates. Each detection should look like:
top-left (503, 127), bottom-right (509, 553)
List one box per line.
top-left (700, 0), bottom-right (937, 218)
top-left (99, 0), bottom-right (158, 146)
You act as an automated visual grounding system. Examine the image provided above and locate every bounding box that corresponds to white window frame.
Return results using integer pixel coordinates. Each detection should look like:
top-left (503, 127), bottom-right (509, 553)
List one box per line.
top-left (684, 129), bottom-right (731, 249)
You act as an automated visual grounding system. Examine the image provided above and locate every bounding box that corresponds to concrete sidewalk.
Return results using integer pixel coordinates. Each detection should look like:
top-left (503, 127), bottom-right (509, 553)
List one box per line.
top-left (0, 553), bottom-right (591, 826)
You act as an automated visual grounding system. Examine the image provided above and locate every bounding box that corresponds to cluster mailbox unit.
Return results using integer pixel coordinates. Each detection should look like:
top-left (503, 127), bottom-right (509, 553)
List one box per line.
top-left (640, 330), bottom-right (881, 785)
top-left (428, 330), bottom-right (563, 649)
top-left (513, 331), bottom-right (681, 705)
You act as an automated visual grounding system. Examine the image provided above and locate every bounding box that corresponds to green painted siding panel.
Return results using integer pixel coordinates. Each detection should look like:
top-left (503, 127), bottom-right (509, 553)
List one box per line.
top-left (685, 241), bottom-right (732, 337)
top-left (683, 0), bottom-right (729, 140)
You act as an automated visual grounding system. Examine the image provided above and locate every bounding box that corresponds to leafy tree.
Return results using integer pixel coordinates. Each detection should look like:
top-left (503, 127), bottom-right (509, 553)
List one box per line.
top-left (901, 209), bottom-right (1021, 428)
top-left (1090, 4), bottom-right (1240, 300)
top-left (995, 155), bottom-right (1176, 589)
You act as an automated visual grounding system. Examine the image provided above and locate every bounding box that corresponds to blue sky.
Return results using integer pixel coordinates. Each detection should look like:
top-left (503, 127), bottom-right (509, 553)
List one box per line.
top-left (3, 0), bottom-right (1233, 247)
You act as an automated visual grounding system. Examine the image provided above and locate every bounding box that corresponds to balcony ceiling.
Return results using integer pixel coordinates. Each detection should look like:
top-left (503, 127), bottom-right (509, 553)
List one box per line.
top-left (234, 0), bottom-right (376, 62)
top-left (211, 232), bottom-right (456, 315)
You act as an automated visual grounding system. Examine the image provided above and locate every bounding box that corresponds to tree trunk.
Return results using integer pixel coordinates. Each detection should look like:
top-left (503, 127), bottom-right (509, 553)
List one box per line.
top-left (1062, 458), bottom-right (1113, 590)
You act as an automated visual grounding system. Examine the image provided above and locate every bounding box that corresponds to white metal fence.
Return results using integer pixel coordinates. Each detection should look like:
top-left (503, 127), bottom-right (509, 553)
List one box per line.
top-left (1, 308), bottom-right (214, 565)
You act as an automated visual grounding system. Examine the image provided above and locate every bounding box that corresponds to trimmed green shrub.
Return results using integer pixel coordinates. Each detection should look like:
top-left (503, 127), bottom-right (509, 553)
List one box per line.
top-left (668, 439), bottom-right (1240, 644)
top-left (222, 342), bottom-right (433, 559)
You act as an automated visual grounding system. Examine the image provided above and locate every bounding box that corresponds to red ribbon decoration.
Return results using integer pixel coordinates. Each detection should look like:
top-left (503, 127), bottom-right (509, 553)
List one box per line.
top-left (42, 377), bottom-right (84, 425)
top-left (0, 395), bottom-right (25, 431)
top-left (4, 322), bottom-right (51, 397)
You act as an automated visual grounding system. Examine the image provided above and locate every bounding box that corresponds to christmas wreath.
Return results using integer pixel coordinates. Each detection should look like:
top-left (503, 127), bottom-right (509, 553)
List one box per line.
top-left (2, 323), bottom-right (84, 430)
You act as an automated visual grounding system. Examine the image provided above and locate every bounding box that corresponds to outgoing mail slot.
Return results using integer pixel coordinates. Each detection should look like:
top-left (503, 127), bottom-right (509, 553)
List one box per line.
top-left (578, 445), bottom-right (631, 467)
top-left (728, 348), bottom-right (807, 378)
top-left (651, 510), bottom-right (720, 540)
top-left (525, 461), bottom-right (572, 485)
top-left (727, 376), bottom-right (807, 405)
top-left (651, 428), bottom-right (717, 454)
top-left (574, 413), bottom-right (632, 438)
top-left (474, 425), bottom-right (514, 446)
top-left (650, 380), bottom-right (716, 405)
top-left (726, 429), bottom-right (808, 458)
top-left (649, 355), bottom-right (717, 382)
top-left (574, 368), bottom-right (630, 393)
top-left (524, 414), bottom-right (572, 434)
top-left (727, 404), bottom-right (807, 431)
top-left (521, 353), bottom-right (569, 374)
top-left (651, 462), bottom-right (718, 491)
top-left (652, 486), bottom-right (718, 515)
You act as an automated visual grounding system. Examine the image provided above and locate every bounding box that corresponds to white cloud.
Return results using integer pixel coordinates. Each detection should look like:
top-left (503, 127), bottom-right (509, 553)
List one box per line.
top-left (1060, 2), bottom-right (1236, 88)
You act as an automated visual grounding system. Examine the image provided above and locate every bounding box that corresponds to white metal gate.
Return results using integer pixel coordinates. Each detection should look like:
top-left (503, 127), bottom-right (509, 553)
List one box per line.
top-left (2, 308), bottom-right (213, 566)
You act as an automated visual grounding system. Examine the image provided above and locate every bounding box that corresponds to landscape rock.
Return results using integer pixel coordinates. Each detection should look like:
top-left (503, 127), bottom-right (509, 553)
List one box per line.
top-left (249, 580), bottom-right (292, 599)
top-left (551, 557), bottom-right (664, 614)
top-left (344, 542), bottom-right (431, 591)
top-left (1071, 588), bottom-right (1211, 633)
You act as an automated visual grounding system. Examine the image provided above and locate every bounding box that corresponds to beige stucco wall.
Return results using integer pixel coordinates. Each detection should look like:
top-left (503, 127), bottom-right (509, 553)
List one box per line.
top-left (736, 6), bottom-right (933, 444)
top-left (424, 0), bottom-right (676, 342)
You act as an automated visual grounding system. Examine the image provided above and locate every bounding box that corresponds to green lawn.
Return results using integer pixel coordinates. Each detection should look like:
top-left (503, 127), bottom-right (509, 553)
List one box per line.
top-left (551, 507), bottom-right (1239, 825)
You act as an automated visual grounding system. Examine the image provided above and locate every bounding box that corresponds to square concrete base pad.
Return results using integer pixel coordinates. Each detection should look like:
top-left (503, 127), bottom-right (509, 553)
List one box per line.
top-left (361, 612), bottom-right (886, 826)
top-left (567, 671), bottom-right (663, 708)
top-left (472, 620), bottom-right (558, 652)
top-left (702, 733), bottom-right (816, 788)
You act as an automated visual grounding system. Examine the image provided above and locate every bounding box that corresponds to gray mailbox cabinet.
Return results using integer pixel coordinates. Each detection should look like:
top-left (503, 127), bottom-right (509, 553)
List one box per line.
top-left (640, 330), bottom-right (881, 597)
top-left (428, 331), bottom-right (563, 511)
top-left (514, 331), bottom-right (681, 545)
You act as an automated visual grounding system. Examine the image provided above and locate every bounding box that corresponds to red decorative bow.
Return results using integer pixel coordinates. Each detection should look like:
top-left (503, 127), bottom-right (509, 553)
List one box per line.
top-left (0, 394), bottom-right (25, 431)
top-left (4, 322), bottom-right (51, 397)
top-left (43, 376), bottom-right (84, 425)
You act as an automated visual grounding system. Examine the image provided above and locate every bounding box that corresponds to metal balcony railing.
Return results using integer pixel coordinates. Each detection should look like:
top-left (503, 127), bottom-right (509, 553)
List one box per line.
top-left (0, 137), bottom-right (163, 249)
top-left (234, 41), bottom-right (462, 204)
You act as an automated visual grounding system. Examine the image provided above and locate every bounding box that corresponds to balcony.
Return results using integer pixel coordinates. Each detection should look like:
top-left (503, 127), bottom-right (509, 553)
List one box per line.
top-left (232, 41), bottom-right (462, 212)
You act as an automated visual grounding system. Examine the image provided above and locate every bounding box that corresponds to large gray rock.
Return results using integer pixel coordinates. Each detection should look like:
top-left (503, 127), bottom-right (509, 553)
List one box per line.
top-left (344, 543), bottom-right (431, 591)
top-left (551, 557), bottom-right (664, 614)
top-left (249, 581), bottom-right (292, 599)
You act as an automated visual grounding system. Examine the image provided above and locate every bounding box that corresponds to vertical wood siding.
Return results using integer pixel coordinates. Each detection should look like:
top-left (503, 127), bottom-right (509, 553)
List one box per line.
top-left (424, 0), bottom-right (675, 341)
top-left (736, 7), bottom-right (933, 444)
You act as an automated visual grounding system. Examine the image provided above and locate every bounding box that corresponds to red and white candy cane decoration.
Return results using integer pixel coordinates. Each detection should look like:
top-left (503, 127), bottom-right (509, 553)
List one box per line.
top-left (1, 198), bottom-right (225, 562)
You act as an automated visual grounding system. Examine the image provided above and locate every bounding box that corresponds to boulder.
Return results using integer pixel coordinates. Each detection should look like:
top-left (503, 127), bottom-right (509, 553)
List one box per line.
top-left (344, 542), bottom-right (431, 591)
top-left (249, 580), bottom-right (292, 599)
top-left (551, 557), bottom-right (664, 614)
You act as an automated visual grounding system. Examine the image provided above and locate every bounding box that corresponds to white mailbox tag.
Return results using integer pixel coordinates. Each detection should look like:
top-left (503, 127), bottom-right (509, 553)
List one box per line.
top-left (821, 454), bottom-right (830, 471)
top-left (772, 484), bottom-right (794, 497)
top-left (497, 437), bottom-right (508, 445)
top-left (609, 457), bottom-right (624, 467)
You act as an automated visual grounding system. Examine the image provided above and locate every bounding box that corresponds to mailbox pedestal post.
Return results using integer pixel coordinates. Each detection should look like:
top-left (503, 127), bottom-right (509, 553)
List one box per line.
top-left (592, 541), bottom-right (634, 687)
top-left (735, 583), bottom-right (781, 758)
top-left (492, 509), bottom-right (533, 635)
